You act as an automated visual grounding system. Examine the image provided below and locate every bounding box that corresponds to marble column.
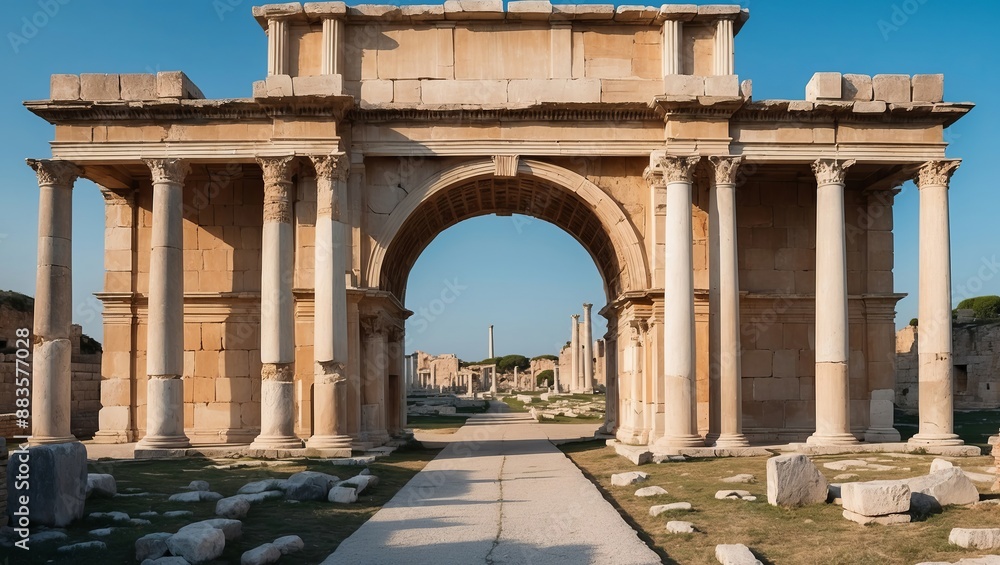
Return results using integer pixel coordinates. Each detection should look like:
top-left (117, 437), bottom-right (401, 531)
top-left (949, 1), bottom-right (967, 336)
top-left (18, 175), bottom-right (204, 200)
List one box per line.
top-left (570, 314), bottom-right (581, 393)
top-left (27, 159), bottom-right (81, 445)
top-left (490, 366), bottom-right (497, 395)
top-left (910, 160), bottom-right (964, 446)
top-left (137, 159), bottom-right (192, 449)
top-left (307, 154), bottom-right (351, 451)
top-left (553, 366), bottom-right (560, 393)
top-left (488, 324), bottom-right (494, 358)
top-left (467, 371), bottom-right (473, 396)
top-left (713, 18), bottom-right (735, 75)
top-left (361, 315), bottom-right (389, 443)
top-left (251, 156), bottom-right (302, 450)
top-left (656, 155), bottom-right (704, 448)
top-left (709, 156), bottom-right (749, 448)
top-left (808, 159), bottom-right (859, 446)
top-left (582, 303), bottom-right (594, 393)
top-left (662, 19), bottom-right (682, 76)
top-left (320, 16), bottom-right (344, 75)
top-left (630, 322), bottom-right (645, 433)
top-left (267, 18), bottom-right (289, 76)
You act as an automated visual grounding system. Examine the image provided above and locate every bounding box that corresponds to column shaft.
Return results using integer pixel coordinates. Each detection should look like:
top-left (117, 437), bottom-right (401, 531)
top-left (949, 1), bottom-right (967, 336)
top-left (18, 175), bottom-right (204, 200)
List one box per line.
top-left (582, 303), bottom-right (594, 393)
top-left (138, 159), bottom-right (191, 449)
top-left (662, 20), bottom-right (682, 75)
top-left (251, 156), bottom-right (302, 450)
top-left (361, 316), bottom-right (389, 444)
top-left (709, 156), bottom-right (748, 447)
top-left (657, 155), bottom-right (703, 447)
top-left (320, 17), bottom-right (343, 75)
top-left (808, 159), bottom-right (858, 446)
top-left (28, 159), bottom-right (81, 445)
top-left (267, 19), bottom-right (289, 75)
top-left (570, 314), bottom-right (581, 392)
top-left (911, 160), bottom-right (963, 445)
top-left (713, 19), bottom-right (735, 75)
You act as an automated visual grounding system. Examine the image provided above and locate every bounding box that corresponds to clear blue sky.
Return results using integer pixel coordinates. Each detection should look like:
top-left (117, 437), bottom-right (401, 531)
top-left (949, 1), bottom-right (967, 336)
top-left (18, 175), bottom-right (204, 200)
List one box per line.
top-left (1, 1), bottom-right (996, 362)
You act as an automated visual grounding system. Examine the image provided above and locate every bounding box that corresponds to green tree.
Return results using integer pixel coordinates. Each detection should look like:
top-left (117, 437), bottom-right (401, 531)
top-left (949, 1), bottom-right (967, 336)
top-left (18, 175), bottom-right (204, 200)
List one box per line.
top-left (955, 295), bottom-right (1000, 319)
top-left (498, 354), bottom-right (530, 373)
top-left (531, 354), bottom-right (559, 362)
top-left (536, 369), bottom-right (554, 387)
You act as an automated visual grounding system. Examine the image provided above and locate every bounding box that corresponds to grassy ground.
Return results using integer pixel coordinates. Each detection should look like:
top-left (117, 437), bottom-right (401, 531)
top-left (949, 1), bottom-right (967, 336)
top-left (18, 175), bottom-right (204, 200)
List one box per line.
top-left (562, 440), bottom-right (1000, 565)
top-left (406, 414), bottom-right (471, 433)
top-left (17, 446), bottom-right (438, 564)
top-left (501, 392), bottom-right (605, 424)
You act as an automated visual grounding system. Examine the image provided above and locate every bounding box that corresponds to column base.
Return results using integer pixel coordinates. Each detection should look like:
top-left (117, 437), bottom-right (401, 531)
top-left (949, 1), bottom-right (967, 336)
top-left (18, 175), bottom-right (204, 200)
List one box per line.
top-left (28, 435), bottom-right (78, 446)
top-left (305, 434), bottom-right (353, 450)
top-left (654, 434), bottom-right (705, 448)
top-left (806, 432), bottom-right (859, 446)
top-left (249, 435), bottom-right (304, 450)
top-left (713, 433), bottom-right (750, 448)
top-left (135, 435), bottom-right (191, 449)
top-left (909, 433), bottom-right (964, 446)
top-left (92, 430), bottom-right (136, 444)
top-left (864, 428), bottom-right (901, 443)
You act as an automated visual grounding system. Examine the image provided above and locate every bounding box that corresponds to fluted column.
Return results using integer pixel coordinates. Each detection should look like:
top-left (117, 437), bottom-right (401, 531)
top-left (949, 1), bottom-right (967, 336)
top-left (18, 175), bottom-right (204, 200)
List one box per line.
top-left (662, 19), bottom-right (682, 76)
top-left (570, 314), bottom-right (581, 393)
top-left (553, 366), bottom-right (560, 393)
top-left (630, 322), bottom-right (645, 433)
top-left (656, 155), bottom-right (704, 448)
top-left (709, 156), bottom-right (749, 448)
top-left (267, 18), bottom-right (289, 76)
top-left (808, 159), bottom-right (859, 446)
top-left (910, 160), bottom-right (964, 446)
top-left (361, 315), bottom-right (389, 444)
top-left (713, 18), bottom-right (735, 75)
top-left (137, 159), bottom-right (191, 449)
top-left (307, 154), bottom-right (351, 451)
top-left (27, 159), bottom-right (81, 445)
top-left (251, 156), bottom-right (302, 450)
top-left (320, 16), bottom-right (344, 75)
top-left (582, 303), bottom-right (594, 393)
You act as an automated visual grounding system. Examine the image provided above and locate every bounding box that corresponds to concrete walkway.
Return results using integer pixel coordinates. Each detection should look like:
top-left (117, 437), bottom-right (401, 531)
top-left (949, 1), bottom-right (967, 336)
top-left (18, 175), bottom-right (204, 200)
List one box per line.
top-left (322, 406), bottom-right (661, 564)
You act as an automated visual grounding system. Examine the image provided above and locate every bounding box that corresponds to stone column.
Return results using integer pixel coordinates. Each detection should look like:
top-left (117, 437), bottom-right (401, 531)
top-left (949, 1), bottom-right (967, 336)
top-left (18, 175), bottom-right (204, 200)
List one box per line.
top-left (320, 16), bottom-right (344, 75)
top-left (267, 18), bottom-right (289, 76)
top-left (709, 156), bottom-right (749, 448)
top-left (137, 159), bottom-right (191, 449)
top-left (713, 18), bottom-right (735, 75)
top-left (662, 19), bottom-right (682, 76)
top-left (582, 303), bottom-right (594, 393)
top-left (27, 159), bottom-right (81, 445)
top-left (656, 155), bottom-right (704, 448)
top-left (570, 314), bottom-right (581, 392)
top-left (488, 324), bottom-right (494, 358)
top-left (553, 366), bottom-right (560, 393)
top-left (630, 322), bottom-right (645, 434)
top-left (910, 160), bottom-right (964, 446)
top-left (807, 159), bottom-right (859, 446)
top-left (251, 156), bottom-right (302, 450)
top-left (361, 315), bottom-right (389, 444)
top-left (490, 366), bottom-right (497, 395)
top-left (306, 154), bottom-right (351, 452)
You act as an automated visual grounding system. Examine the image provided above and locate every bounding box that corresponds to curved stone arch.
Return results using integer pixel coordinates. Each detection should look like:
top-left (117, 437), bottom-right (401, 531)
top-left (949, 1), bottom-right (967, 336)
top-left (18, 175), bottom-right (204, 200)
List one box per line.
top-left (365, 158), bottom-right (650, 303)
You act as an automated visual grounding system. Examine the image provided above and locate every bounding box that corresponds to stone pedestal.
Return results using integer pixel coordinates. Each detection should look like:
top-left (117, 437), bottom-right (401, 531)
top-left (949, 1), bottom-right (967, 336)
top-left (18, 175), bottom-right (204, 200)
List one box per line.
top-left (864, 389), bottom-right (901, 442)
top-left (6, 442), bottom-right (87, 527)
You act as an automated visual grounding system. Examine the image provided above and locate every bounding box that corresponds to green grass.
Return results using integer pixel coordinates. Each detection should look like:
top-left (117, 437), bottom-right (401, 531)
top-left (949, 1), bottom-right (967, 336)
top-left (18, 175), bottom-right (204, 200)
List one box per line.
top-left (16, 446), bottom-right (438, 564)
top-left (895, 409), bottom-right (999, 448)
top-left (455, 400), bottom-right (490, 414)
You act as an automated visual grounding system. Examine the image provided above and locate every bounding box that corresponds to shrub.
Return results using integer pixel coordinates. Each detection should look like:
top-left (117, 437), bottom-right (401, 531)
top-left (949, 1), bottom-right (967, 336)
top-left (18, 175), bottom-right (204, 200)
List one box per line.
top-left (955, 295), bottom-right (1000, 319)
top-left (536, 370), bottom-right (553, 387)
top-left (531, 354), bottom-right (559, 362)
top-left (498, 354), bottom-right (530, 373)
top-left (909, 318), bottom-right (918, 327)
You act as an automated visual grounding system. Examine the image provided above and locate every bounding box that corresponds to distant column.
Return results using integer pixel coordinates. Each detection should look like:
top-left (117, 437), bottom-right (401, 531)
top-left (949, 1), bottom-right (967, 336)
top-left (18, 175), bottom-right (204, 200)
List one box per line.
top-left (488, 324), bottom-right (494, 359)
top-left (656, 155), bottom-right (704, 448)
top-left (570, 314), bottom-right (581, 393)
top-left (137, 158), bottom-right (191, 450)
top-left (582, 303), bottom-right (594, 393)
top-left (807, 159), bottom-right (858, 446)
top-left (910, 160), bottom-right (964, 446)
top-left (251, 156), bottom-right (302, 450)
top-left (553, 366), bottom-right (560, 393)
top-left (27, 159), bottom-right (81, 445)
top-left (490, 366), bottom-right (497, 395)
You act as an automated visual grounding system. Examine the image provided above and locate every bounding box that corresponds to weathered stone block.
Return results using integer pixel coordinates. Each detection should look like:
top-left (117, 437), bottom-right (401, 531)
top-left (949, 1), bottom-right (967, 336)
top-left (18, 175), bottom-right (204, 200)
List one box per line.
top-left (292, 75), bottom-right (343, 96)
top-left (663, 74), bottom-right (704, 96)
top-left (949, 528), bottom-right (1000, 550)
top-left (7, 442), bottom-right (87, 527)
top-left (50, 74), bottom-right (80, 101)
top-left (842, 509), bottom-right (910, 525)
top-left (611, 471), bottom-right (648, 486)
top-left (842, 74), bottom-right (873, 101)
top-left (242, 543), bottom-right (281, 565)
top-left (853, 101), bottom-right (887, 113)
top-left (766, 454), bottom-right (828, 507)
top-left (508, 79), bottom-right (601, 103)
top-left (841, 480), bottom-right (910, 516)
top-left (120, 74), bottom-right (157, 100)
top-left (705, 75), bottom-right (740, 97)
top-left (420, 79), bottom-right (507, 105)
top-left (136, 532), bottom-right (172, 561)
top-left (507, 1), bottom-right (552, 19)
top-left (443, 0), bottom-right (504, 20)
top-left (262, 75), bottom-right (293, 98)
top-left (156, 71), bottom-right (205, 99)
top-left (805, 72), bottom-right (841, 101)
top-left (715, 543), bottom-right (763, 565)
top-left (872, 74), bottom-right (911, 103)
top-left (167, 524), bottom-right (226, 563)
top-left (80, 74), bottom-right (120, 101)
top-left (360, 80), bottom-right (394, 105)
top-left (912, 74), bottom-right (944, 103)
top-left (86, 473), bottom-right (117, 498)
top-left (906, 467), bottom-right (980, 513)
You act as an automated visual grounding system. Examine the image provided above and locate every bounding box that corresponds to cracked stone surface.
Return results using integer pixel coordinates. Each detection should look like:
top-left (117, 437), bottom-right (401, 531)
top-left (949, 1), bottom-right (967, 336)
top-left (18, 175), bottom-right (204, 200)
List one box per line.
top-left (322, 403), bottom-right (660, 564)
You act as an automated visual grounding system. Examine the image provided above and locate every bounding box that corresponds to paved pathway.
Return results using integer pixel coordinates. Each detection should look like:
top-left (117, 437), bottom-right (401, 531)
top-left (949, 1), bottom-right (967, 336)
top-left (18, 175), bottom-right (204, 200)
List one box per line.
top-left (323, 405), bottom-right (661, 564)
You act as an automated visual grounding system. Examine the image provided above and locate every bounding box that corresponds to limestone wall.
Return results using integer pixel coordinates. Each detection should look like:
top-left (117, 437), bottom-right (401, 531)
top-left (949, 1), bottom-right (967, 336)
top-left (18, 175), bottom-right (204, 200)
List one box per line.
top-left (897, 322), bottom-right (1000, 410)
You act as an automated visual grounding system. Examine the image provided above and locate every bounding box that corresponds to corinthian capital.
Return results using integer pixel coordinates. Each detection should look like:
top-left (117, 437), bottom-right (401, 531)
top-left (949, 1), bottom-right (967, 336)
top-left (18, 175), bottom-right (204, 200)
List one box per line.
top-left (709, 156), bottom-right (742, 186)
top-left (256, 155), bottom-right (297, 187)
top-left (812, 158), bottom-right (856, 186)
top-left (916, 160), bottom-right (961, 189)
top-left (143, 158), bottom-right (190, 185)
top-left (26, 159), bottom-right (82, 188)
top-left (310, 153), bottom-right (349, 182)
top-left (658, 155), bottom-right (701, 184)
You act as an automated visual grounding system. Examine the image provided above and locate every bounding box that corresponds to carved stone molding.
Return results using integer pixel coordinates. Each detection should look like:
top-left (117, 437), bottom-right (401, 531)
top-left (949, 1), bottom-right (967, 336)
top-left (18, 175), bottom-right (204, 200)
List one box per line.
top-left (261, 362), bottom-right (295, 382)
top-left (916, 160), bottom-right (961, 189)
top-left (143, 158), bottom-right (190, 185)
top-left (257, 155), bottom-right (297, 186)
top-left (258, 156), bottom-right (296, 224)
top-left (311, 154), bottom-right (347, 220)
top-left (26, 158), bottom-right (81, 188)
top-left (315, 360), bottom-right (346, 386)
top-left (310, 153), bottom-right (349, 182)
top-left (811, 158), bottom-right (856, 186)
top-left (360, 314), bottom-right (388, 339)
top-left (658, 155), bottom-right (701, 184)
top-left (642, 165), bottom-right (665, 189)
top-left (709, 155), bottom-right (742, 186)
top-left (493, 155), bottom-right (519, 178)
top-left (99, 186), bottom-right (135, 206)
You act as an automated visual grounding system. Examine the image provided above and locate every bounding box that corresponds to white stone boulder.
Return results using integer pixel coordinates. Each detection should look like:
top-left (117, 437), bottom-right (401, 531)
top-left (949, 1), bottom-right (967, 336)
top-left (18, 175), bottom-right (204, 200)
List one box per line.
top-left (136, 532), bottom-right (172, 561)
top-left (163, 510), bottom-right (194, 518)
top-left (666, 521), bottom-right (696, 534)
top-left (241, 542), bottom-right (282, 565)
top-left (86, 474), bottom-right (117, 498)
top-left (841, 480), bottom-right (911, 516)
top-left (715, 489), bottom-right (756, 501)
top-left (906, 468), bottom-right (980, 514)
top-left (328, 486), bottom-right (359, 503)
top-left (168, 491), bottom-right (223, 503)
top-left (842, 509), bottom-right (911, 525)
top-left (273, 535), bottom-right (304, 555)
top-left (722, 474), bottom-right (756, 484)
top-left (823, 459), bottom-right (869, 471)
top-left (238, 479), bottom-right (286, 494)
top-left (6, 442), bottom-right (88, 527)
top-left (142, 557), bottom-right (190, 565)
top-left (766, 454), bottom-right (828, 508)
top-left (216, 496), bottom-right (251, 519)
top-left (650, 502), bottom-right (692, 516)
top-left (930, 458), bottom-right (954, 473)
top-left (166, 524), bottom-right (225, 564)
top-left (634, 486), bottom-right (667, 497)
top-left (949, 528), bottom-right (1000, 550)
top-left (57, 540), bottom-right (107, 552)
top-left (284, 471), bottom-right (340, 501)
top-left (611, 471), bottom-right (648, 486)
top-left (89, 527), bottom-right (115, 536)
top-left (182, 480), bottom-right (211, 492)
top-left (715, 543), bottom-right (763, 565)
top-left (184, 518), bottom-right (242, 542)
